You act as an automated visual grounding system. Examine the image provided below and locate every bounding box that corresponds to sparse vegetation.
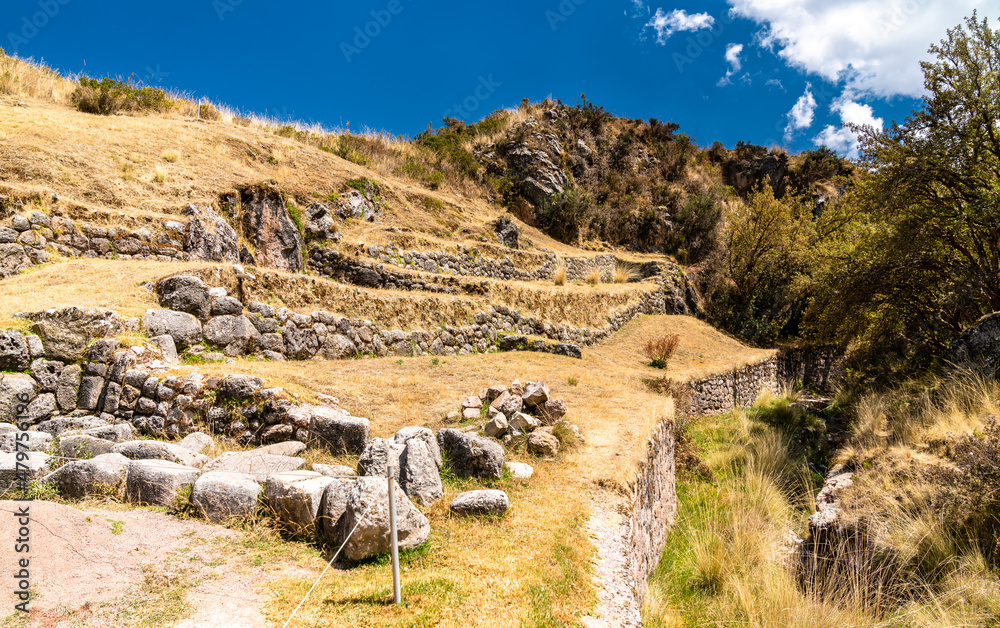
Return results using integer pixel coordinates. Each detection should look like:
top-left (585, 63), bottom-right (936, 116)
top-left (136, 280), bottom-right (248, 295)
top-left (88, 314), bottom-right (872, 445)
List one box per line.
top-left (643, 333), bottom-right (680, 369)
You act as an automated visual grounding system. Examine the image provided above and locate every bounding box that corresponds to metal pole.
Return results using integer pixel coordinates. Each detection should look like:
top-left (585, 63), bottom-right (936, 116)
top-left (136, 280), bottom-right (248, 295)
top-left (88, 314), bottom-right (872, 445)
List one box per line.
top-left (388, 469), bottom-right (401, 604)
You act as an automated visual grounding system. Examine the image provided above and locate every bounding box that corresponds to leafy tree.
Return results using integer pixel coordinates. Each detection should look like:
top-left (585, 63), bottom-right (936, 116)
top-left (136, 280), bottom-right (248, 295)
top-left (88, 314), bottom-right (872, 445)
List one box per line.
top-left (806, 13), bottom-right (1000, 373)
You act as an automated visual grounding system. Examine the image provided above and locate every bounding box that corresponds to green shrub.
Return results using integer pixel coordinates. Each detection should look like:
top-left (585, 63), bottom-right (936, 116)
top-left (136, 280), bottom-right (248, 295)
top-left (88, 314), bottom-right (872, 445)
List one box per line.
top-left (536, 185), bottom-right (594, 243)
top-left (71, 76), bottom-right (172, 115)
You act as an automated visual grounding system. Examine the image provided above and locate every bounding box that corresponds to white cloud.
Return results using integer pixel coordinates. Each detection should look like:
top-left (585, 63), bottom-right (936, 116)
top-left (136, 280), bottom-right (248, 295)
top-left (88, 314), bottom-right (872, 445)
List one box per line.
top-left (717, 43), bottom-right (744, 86)
top-left (646, 8), bottom-right (715, 44)
top-left (728, 0), bottom-right (984, 98)
top-left (766, 78), bottom-right (786, 91)
top-left (784, 84), bottom-right (817, 141)
top-left (813, 95), bottom-right (884, 158)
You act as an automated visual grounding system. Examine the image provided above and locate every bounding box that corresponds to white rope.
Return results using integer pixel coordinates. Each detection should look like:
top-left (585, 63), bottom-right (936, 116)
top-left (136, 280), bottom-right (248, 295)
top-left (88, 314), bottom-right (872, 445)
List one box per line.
top-left (281, 497), bottom-right (378, 628)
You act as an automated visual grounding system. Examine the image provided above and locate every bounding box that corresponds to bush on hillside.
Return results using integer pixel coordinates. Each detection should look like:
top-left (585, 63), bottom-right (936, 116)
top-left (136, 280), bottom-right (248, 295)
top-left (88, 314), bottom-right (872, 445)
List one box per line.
top-left (72, 76), bottom-right (172, 115)
top-left (643, 333), bottom-right (680, 369)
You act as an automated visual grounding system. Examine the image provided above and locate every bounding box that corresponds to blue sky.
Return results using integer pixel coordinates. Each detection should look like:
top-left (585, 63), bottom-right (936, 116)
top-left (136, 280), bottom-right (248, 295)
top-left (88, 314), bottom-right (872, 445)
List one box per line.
top-left (3, 0), bottom-right (988, 157)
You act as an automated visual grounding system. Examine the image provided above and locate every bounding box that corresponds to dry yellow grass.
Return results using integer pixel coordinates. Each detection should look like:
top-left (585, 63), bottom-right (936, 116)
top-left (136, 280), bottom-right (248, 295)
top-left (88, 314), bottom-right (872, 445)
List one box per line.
top-left (585, 269), bottom-right (601, 286)
top-left (553, 265), bottom-right (567, 286)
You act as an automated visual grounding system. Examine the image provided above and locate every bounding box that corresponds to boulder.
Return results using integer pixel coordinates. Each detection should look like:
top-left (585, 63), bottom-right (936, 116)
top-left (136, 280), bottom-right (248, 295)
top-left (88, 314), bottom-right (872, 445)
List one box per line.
top-left (156, 275), bottom-right (211, 320)
top-left (0, 451), bottom-right (50, 489)
top-left (111, 440), bottom-right (210, 468)
top-left (317, 478), bottom-right (356, 544)
top-left (528, 430), bottom-right (560, 456)
top-left (436, 429), bottom-right (504, 479)
top-left (0, 330), bottom-right (29, 371)
top-left (521, 381), bottom-right (550, 407)
top-left (493, 216), bottom-right (519, 249)
top-left (148, 334), bottom-right (179, 363)
top-left (462, 407), bottom-right (480, 421)
top-left (0, 242), bottom-right (31, 277)
top-left (550, 343), bottom-right (582, 359)
top-left (0, 430), bottom-right (52, 453)
top-left (264, 471), bottom-right (333, 534)
top-left (505, 461), bottom-right (534, 479)
top-left (309, 406), bottom-right (370, 454)
top-left (398, 439), bottom-right (443, 506)
top-left (224, 183), bottom-right (303, 272)
top-left (42, 453), bottom-right (129, 498)
top-left (142, 310), bottom-right (202, 350)
top-left (210, 296), bottom-right (244, 317)
top-left (201, 450), bottom-right (305, 482)
top-left (216, 374), bottom-right (264, 402)
top-left (192, 471), bottom-right (261, 523)
top-left (203, 315), bottom-right (260, 356)
top-left (449, 490), bottom-right (510, 516)
top-left (282, 324), bottom-right (319, 359)
top-left (305, 202), bottom-right (339, 240)
top-left (0, 373), bottom-right (37, 424)
top-left (319, 333), bottom-right (357, 359)
top-left (125, 459), bottom-right (200, 508)
top-left (358, 437), bottom-right (404, 477)
top-left (177, 431), bottom-right (214, 453)
top-left (393, 426), bottom-right (442, 469)
top-left (19, 307), bottom-right (121, 362)
top-left (337, 477), bottom-right (430, 561)
top-left (183, 204), bottom-right (240, 262)
top-left (59, 434), bottom-right (114, 459)
top-left (483, 384), bottom-right (507, 401)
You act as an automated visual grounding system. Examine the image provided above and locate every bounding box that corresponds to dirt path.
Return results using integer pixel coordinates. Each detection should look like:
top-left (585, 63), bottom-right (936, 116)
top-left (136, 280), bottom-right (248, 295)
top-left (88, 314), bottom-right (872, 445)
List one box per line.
top-left (0, 500), bottom-right (308, 627)
top-left (581, 497), bottom-right (642, 628)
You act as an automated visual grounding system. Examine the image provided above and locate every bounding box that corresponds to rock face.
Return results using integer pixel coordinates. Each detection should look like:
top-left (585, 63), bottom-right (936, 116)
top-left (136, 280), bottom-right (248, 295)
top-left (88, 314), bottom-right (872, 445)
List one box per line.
top-left (951, 312), bottom-right (1000, 373)
top-left (337, 477), bottom-right (431, 561)
top-left (479, 122), bottom-right (569, 208)
top-left (337, 189), bottom-right (379, 222)
top-left (125, 459), bottom-right (200, 508)
top-left (437, 429), bottom-right (504, 479)
top-left (43, 453), bottom-right (129, 498)
top-left (222, 182), bottom-right (303, 272)
top-left (193, 471), bottom-right (261, 523)
top-left (19, 307), bottom-right (121, 362)
top-left (142, 310), bottom-right (202, 350)
top-left (309, 406), bottom-right (370, 454)
top-left (449, 489), bottom-right (509, 516)
top-left (156, 275), bottom-right (211, 321)
top-left (182, 204), bottom-right (240, 262)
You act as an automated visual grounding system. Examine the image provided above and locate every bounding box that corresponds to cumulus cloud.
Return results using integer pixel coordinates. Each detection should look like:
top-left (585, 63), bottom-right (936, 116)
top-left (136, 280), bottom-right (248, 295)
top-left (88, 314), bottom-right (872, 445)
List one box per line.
top-left (717, 43), bottom-right (744, 86)
top-left (728, 0), bottom-right (982, 98)
top-left (646, 8), bottom-right (715, 44)
top-left (813, 95), bottom-right (884, 158)
top-left (783, 84), bottom-right (817, 141)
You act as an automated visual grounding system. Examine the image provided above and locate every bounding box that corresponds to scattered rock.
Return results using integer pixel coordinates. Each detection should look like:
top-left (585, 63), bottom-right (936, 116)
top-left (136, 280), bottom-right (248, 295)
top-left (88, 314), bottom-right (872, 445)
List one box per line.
top-left (393, 426), bottom-right (442, 469)
top-left (538, 399), bottom-right (568, 425)
top-left (177, 432), bottom-right (214, 454)
top-left (437, 429), bottom-right (504, 479)
top-left (265, 471), bottom-right (334, 535)
top-left (358, 438), bottom-right (404, 477)
top-left (485, 414), bottom-right (508, 438)
top-left (449, 490), bottom-right (510, 516)
top-left (505, 461), bottom-right (534, 479)
top-left (309, 406), bottom-right (370, 455)
top-left (493, 216), bottom-right (519, 249)
top-left (528, 430), bottom-right (560, 456)
top-left (521, 381), bottom-right (549, 407)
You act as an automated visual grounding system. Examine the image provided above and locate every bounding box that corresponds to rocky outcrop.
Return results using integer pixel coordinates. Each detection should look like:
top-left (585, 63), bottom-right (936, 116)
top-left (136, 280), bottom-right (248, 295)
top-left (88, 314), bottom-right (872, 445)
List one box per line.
top-left (951, 312), bottom-right (1000, 373)
top-left (182, 204), bottom-right (239, 262)
top-left (493, 215), bottom-right (519, 249)
top-left (479, 119), bottom-right (568, 207)
top-left (220, 182), bottom-right (303, 272)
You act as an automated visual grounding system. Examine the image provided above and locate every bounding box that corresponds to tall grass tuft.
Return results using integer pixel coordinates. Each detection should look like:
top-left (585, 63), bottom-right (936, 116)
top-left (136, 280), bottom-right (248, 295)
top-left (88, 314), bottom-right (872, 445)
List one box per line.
top-left (643, 333), bottom-right (680, 369)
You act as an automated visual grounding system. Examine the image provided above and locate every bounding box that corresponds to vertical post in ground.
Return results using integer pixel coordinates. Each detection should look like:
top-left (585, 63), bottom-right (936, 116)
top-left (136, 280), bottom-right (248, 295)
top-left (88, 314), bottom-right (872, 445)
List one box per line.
top-left (388, 470), bottom-right (401, 604)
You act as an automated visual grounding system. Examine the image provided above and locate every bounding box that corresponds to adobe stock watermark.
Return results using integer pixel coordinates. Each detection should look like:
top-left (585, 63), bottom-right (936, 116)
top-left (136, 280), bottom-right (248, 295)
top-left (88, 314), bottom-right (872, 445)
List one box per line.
top-left (12, 389), bottom-right (34, 614)
top-left (5, 0), bottom-right (71, 54)
top-left (213, 0), bottom-right (243, 21)
top-left (341, 0), bottom-right (412, 64)
top-left (444, 75), bottom-right (501, 121)
top-left (879, 0), bottom-right (928, 39)
top-left (671, 10), bottom-right (736, 73)
top-left (545, 0), bottom-right (586, 31)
